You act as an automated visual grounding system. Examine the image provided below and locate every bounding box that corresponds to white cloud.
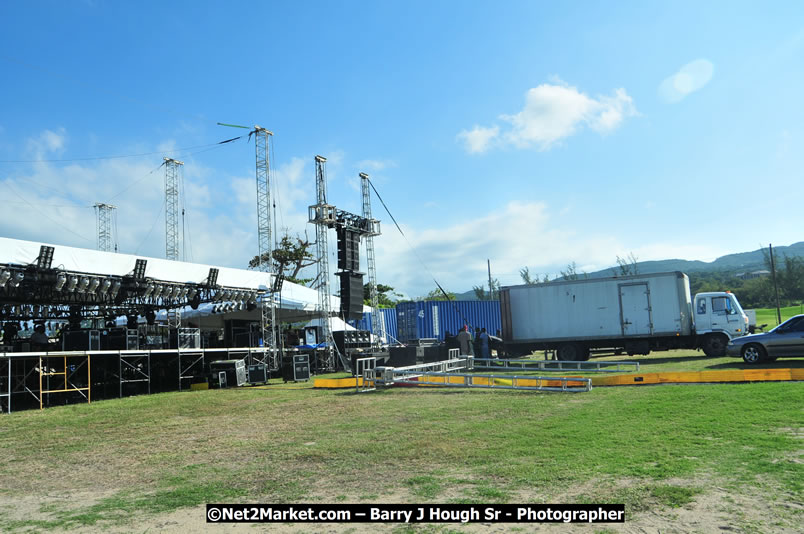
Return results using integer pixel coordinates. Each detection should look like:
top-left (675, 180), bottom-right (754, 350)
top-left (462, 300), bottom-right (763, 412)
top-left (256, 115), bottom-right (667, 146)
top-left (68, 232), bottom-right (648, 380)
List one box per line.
top-left (659, 59), bottom-right (714, 103)
top-left (501, 83), bottom-right (636, 150)
top-left (1, 132), bottom-right (737, 298)
top-left (373, 201), bottom-right (621, 297)
top-left (458, 81), bottom-right (636, 153)
top-left (369, 200), bottom-right (735, 298)
top-left (1, 129), bottom-right (314, 269)
top-left (26, 128), bottom-right (67, 158)
top-left (456, 125), bottom-right (500, 154)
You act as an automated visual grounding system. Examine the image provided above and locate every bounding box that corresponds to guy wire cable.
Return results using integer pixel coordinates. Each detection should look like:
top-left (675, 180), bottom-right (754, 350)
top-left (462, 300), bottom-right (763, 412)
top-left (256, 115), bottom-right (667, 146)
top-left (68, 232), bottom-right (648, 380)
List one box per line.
top-left (366, 178), bottom-right (475, 331)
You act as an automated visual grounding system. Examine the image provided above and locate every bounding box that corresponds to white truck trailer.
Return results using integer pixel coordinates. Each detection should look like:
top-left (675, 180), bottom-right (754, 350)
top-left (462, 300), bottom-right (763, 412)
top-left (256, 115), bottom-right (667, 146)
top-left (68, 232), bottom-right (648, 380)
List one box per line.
top-left (499, 271), bottom-right (748, 360)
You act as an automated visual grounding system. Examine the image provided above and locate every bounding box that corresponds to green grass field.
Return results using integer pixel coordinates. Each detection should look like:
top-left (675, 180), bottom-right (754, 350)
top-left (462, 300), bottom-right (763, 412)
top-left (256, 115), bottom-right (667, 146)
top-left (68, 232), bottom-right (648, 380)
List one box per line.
top-left (0, 311), bottom-right (802, 532)
top-left (752, 305), bottom-right (804, 329)
top-left (0, 376), bottom-right (801, 532)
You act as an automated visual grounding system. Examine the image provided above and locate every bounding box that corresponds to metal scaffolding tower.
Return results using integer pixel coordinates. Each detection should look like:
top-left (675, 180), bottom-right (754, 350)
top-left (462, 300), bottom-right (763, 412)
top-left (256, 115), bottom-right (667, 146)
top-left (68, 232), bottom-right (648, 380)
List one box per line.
top-left (164, 158), bottom-right (183, 329)
top-left (254, 127), bottom-right (278, 369)
top-left (309, 156), bottom-right (336, 370)
top-left (360, 173), bottom-right (386, 348)
top-left (164, 158), bottom-right (183, 261)
top-left (93, 203), bottom-right (117, 253)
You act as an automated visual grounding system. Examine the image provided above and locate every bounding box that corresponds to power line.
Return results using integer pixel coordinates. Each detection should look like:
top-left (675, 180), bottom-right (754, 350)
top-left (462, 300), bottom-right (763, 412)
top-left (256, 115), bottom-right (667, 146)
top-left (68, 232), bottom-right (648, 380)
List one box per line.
top-left (104, 162), bottom-right (165, 203)
top-left (134, 202), bottom-right (166, 256)
top-left (0, 135), bottom-right (244, 164)
top-left (1, 181), bottom-right (95, 244)
top-left (366, 178), bottom-right (474, 326)
top-left (2, 200), bottom-right (93, 209)
top-left (102, 140), bottom-right (240, 203)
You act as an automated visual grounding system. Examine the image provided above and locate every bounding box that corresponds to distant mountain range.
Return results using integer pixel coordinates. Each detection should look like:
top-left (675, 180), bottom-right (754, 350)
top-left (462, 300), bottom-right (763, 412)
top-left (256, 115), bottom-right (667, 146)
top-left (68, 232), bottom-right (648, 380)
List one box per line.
top-left (585, 241), bottom-right (804, 279)
top-left (455, 242), bottom-right (804, 300)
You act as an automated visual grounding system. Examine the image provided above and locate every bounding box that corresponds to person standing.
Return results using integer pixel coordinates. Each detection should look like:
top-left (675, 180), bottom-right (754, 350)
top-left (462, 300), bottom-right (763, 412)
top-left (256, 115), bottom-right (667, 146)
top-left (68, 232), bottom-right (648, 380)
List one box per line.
top-left (479, 327), bottom-right (490, 359)
top-left (473, 327), bottom-right (482, 359)
top-left (30, 324), bottom-right (50, 351)
top-left (456, 325), bottom-right (473, 356)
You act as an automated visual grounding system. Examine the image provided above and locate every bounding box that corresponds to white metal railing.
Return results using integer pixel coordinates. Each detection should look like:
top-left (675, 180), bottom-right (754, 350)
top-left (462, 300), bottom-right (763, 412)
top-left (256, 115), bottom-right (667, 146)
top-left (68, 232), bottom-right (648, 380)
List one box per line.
top-left (392, 371), bottom-right (592, 392)
top-left (355, 357), bottom-right (377, 393)
top-left (375, 356), bottom-right (472, 385)
top-left (368, 353), bottom-right (592, 393)
top-left (472, 358), bottom-right (639, 373)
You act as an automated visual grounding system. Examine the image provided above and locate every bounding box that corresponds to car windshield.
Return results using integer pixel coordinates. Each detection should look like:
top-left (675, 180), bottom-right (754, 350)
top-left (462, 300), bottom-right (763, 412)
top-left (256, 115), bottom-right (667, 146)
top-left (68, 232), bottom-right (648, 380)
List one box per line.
top-left (771, 316), bottom-right (804, 333)
top-left (712, 295), bottom-right (742, 315)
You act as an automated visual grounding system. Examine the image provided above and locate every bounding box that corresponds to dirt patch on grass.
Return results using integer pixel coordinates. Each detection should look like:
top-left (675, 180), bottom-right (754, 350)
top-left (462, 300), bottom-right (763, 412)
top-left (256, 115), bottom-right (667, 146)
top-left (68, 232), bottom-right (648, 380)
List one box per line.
top-left (59, 484), bottom-right (802, 534)
top-left (3, 477), bottom-right (800, 534)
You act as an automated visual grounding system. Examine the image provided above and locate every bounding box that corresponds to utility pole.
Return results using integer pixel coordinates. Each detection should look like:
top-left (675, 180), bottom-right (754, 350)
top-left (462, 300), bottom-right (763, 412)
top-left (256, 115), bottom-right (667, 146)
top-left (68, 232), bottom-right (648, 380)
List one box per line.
top-left (487, 259), bottom-right (494, 301)
top-left (309, 156), bottom-right (336, 370)
top-left (361, 173), bottom-right (386, 347)
top-left (769, 243), bottom-right (782, 325)
top-left (93, 203), bottom-right (117, 253)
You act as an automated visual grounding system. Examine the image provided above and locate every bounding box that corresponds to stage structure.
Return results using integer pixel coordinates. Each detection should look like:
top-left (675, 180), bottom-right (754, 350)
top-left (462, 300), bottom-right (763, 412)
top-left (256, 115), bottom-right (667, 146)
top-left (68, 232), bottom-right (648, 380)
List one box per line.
top-left (360, 172), bottom-right (385, 348)
top-left (93, 203), bottom-right (117, 253)
top-left (217, 122), bottom-right (280, 370)
top-left (253, 127), bottom-right (280, 371)
top-left (0, 236), bottom-right (353, 414)
top-left (309, 158), bottom-right (381, 371)
top-left (0, 241), bottom-right (267, 327)
top-left (164, 157), bottom-right (184, 330)
top-left (309, 156), bottom-right (336, 370)
top-left (0, 346), bottom-right (276, 414)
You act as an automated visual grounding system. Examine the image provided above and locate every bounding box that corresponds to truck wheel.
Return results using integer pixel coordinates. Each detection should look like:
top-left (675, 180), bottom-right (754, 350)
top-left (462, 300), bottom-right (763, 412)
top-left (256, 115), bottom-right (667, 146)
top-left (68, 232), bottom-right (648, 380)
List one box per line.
top-left (741, 344), bottom-right (766, 364)
top-left (702, 334), bottom-right (728, 357)
top-left (556, 343), bottom-right (589, 361)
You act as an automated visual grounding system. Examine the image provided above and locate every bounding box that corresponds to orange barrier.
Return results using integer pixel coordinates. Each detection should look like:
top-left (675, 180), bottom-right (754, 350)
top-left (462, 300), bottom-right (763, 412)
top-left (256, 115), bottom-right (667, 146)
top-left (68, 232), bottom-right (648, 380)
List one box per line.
top-left (314, 369), bottom-right (804, 389)
top-left (591, 368), bottom-right (804, 387)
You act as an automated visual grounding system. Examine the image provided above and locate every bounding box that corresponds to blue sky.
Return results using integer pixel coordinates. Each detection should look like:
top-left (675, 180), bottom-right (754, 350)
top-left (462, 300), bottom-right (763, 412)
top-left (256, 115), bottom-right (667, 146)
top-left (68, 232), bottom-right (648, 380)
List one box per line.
top-left (1, 1), bottom-right (802, 298)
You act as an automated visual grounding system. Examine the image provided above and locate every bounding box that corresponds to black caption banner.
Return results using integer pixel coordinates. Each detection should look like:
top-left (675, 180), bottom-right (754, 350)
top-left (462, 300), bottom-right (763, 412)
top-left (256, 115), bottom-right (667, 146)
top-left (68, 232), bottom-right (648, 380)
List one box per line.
top-left (206, 503), bottom-right (625, 524)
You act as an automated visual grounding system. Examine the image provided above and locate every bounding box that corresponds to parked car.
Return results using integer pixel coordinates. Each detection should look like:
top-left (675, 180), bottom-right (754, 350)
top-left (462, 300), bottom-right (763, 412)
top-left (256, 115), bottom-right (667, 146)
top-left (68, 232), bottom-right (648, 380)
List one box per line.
top-left (726, 314), bottom-right (804, 363)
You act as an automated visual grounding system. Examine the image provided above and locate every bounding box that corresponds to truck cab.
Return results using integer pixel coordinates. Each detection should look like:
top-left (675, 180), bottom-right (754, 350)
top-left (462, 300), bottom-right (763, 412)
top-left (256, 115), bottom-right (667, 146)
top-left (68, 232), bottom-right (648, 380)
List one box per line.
top-left (693, 291), bottom-right (749, 347)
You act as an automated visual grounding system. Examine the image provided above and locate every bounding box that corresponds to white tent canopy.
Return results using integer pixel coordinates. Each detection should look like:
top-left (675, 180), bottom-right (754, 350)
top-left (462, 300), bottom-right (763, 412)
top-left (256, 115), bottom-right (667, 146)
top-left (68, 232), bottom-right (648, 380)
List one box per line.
top-left (0, 236), bottom-right (369, 324)
top-left (303, 317), bottom-right (357, 332)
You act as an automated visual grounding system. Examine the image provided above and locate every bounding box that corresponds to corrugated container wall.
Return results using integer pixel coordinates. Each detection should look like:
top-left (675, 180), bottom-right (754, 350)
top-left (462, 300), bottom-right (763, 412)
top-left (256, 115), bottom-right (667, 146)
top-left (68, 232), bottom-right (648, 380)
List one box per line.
top-left (395, 301), bottom-right (501, 342)
top-left (351, 308), bottom-right (398, 342)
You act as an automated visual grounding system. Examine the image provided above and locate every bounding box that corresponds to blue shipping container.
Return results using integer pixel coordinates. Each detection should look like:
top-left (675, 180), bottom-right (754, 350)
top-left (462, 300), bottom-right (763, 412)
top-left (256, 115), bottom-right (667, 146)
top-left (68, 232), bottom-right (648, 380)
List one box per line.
top-left (395, 301), bottom-right (501, 343)
top-left (350, 308), bottom-right (399, 343)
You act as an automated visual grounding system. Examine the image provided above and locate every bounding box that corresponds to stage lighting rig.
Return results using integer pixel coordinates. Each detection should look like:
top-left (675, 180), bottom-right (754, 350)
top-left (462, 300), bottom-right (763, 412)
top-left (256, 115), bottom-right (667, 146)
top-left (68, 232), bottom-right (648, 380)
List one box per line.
top-left (54, 273), bottom-right (67, 291)
top-left (207, 268), bottom-right (219, 287)
top-left (66, 276), bottom-right (79, 292)
top-left (9, 271), bottom-right (24, 288)
top-left (87, 278), bottom-right (101, 294)
top-left (36, 246), bottom-right (55, 269)
top-left (133, 259), bottom-right (147, 279)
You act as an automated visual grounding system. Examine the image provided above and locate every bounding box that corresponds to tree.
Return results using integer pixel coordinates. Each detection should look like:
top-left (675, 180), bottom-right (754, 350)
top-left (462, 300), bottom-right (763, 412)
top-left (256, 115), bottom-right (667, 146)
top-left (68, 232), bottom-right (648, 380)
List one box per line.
top-left (520, 267), bottom-right (536, 284)
top-left (520, 267), bottom-right (550, 284)
top-left (779, 255), bottom-right (804, 303)
top-left (613, 253), bottom-right (639, 277)
top-left (363, 283), bottom-right (401, 308)
top-left (473, 278), bottom-right (500, 300)
top-left (763, 247), bottom-right (804, 306)
top-left (248, 232), bottom-right (317, 286)
top-left (560, 261), bottom-right (585, 281)
top-left (420, 288), bottom-right (456, 301)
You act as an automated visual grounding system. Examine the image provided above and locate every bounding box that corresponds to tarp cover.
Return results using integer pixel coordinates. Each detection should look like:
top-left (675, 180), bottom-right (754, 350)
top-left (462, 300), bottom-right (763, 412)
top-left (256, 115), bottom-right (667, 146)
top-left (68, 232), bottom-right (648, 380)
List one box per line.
top-left (0, 236), bottom-right (367, 319)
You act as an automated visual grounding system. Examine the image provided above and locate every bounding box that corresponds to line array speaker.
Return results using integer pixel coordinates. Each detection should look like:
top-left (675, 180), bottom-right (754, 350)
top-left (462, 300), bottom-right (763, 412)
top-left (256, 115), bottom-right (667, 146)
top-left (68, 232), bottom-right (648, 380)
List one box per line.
top-left (336, 228), bottom-right (360, 271)
top-left (336, 271), bottom-right (364, 321)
